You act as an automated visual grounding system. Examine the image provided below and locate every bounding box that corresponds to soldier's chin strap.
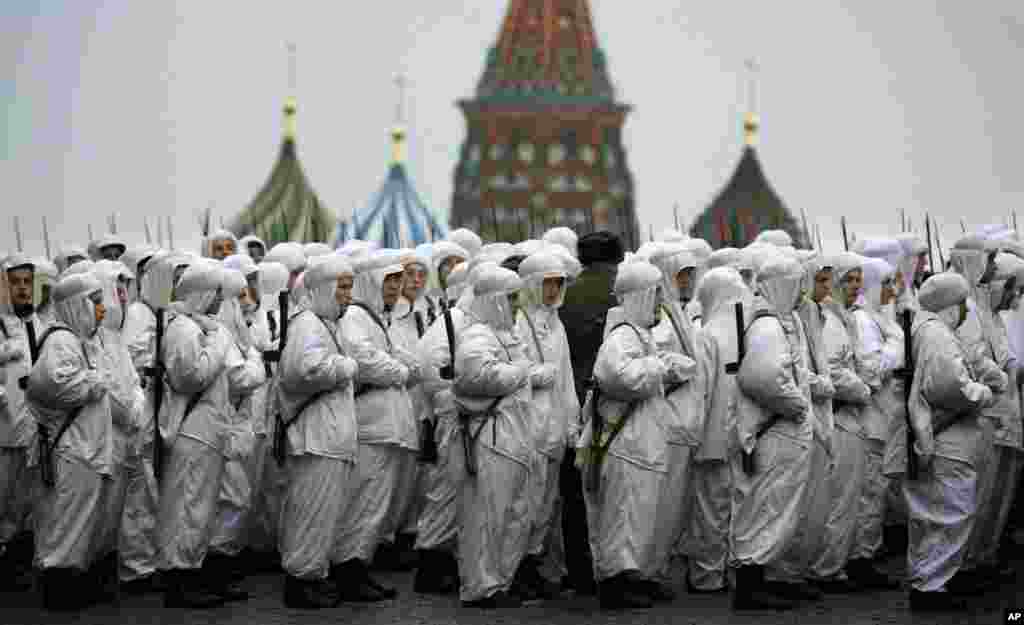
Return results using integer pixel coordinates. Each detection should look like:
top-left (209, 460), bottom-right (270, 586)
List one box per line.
top-left (12, 304), bottom-right (34, 319)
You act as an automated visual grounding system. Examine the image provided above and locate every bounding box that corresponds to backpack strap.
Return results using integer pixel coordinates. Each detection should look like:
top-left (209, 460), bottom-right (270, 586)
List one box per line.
top-left (348, 301), bottom-right (392, 352)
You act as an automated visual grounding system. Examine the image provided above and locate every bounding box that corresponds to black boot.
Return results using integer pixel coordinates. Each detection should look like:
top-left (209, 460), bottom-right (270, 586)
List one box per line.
top-left (203, 553), bottom-right (249, 602)
top-left (283, 575), bottom-right (338, 609)
top-left (461, 589), bottom-right (522, 609)
top-left (946, 568), bottom-right (998, 596)
top-left (90, 551), bottom-right (121, 605)
top-left (40, 568), bottom-right (90, 611)
top-left (732, 565), bottom-right (797, 611)
top-left (163, 569), bottom-right (225, 609)
top-left (598, 572), bottom-right (653, 610)
top-left (511, 558), bottom-right (541, 602)
top-left (414, 550), bottom-right (458, 595)
top-left (763, 579), bottom-right (823, 601)
top-left (845, 558), bottom-right (899, 590)
top-left (1, 533), bottom-right (34, 591)
top-left (909, 588), bottom-right (968, 612)
top-left (393, 532), bottom-right (419, 570)
top-left (332, 560), bottom-right (387, 602)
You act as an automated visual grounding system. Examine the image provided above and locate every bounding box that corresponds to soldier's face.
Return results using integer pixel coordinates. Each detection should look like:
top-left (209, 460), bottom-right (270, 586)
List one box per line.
top-left (91, 292), bottom-right (106, 327)
top-left (247, 243), bottom-right (265, 263)
top-left (813, 269), bottom-right (833, 303)
top-left (335, 274), bottom-right (354, 308)
top-left (381, 272), bottom-right (403, 307)
top-left (842, 269), bottom-right (862, 308)
top-left (7, 269), bottom-right (33, 308)
top-left (675, 268), bottom-right (695, 301)
top-left (403, 265), bottom-right (426, 301)
top-left (211, 239), bottom-right (235, 260)
top-left (880, 277), bottom-right (896, 306)
top-left (101, 246), bottom-right (123, 261)
top-left (542, 277), bottom-right (564, 305)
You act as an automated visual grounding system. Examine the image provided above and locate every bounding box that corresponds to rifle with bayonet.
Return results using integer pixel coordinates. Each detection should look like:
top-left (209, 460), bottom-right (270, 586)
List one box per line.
top-left (894, 309), bottom-right (918, 480)
top-left (17, 318), bottom-right (38, 391)
top-left (142, 308), bottom-right (166, 482)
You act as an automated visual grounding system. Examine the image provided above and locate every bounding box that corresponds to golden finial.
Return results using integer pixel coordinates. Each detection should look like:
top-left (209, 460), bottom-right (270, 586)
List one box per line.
top-left (743, 58), bottom-right (760, 147)
top-left (391, 74), bottom-right (408, 164)
top-left (284, 42), bottom-right (297, 140)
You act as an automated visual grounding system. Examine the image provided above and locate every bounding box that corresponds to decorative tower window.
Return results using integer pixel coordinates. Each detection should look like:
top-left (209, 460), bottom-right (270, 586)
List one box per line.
top-left (558, 11), bottom-right (574, 29)
top-left (610, 182), bottom-right (626, 198)
top-left (531, 193), bottom-right (547, 209)
top-left (604, 145), bottom-right (617, 169)
top-left (562, 130), bottom-right (579, 160)
top-left (512, 173), bottom-right (530, 189)
top-left (469, 144), bottom-right (482, 163)
top-left (548, 144), bottom-right (566, 165)
top-left (581, 145), bottom-right (597, 165)
top-left (490, 144), bottom-right (505, 161)
top-left (489, 175), bottom-right (506, 190)
top-left (557, 49), bottom-right (580, 93)
top-left (518, 143), bottom-right (535, 164)
top-left (576, 176), bottom-right (592, 192)
top-left (548, 175), bottom-right (570, 192)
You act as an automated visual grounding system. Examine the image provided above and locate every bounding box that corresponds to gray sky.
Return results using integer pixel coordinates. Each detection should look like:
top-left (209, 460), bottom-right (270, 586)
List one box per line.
top-left (3, 0), bottom-right (1023, 257)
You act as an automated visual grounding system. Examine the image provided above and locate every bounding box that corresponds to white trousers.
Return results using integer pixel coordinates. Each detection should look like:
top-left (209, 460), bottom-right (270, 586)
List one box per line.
top-left (852, 439), bottom-right (888, 560)
top-left (0, 447), bottom-right (31, 544)
top-left (768, 436), bottom-right (831, 581)
top-left (730, 432), bottom-right (811, 567)
top-left (93, 461), bottom-right (127, 562)
top-left (119, 447), bottom-right (160, 581)
top-left (458, 444), bottom-right (531, 601)
top-left (246, 434), bottom-right (285, 554)
top-left (34, 454), bottom-right (103, 571)
top-left (904, 456), bottom-right (977, 592)
top-left (333, 444), bottom-right (403, 563)
top-left (210, 442), bottom-right (254, 558)
top-left (279, 454), bottom-right (353, 580)
top-left (645, 443), bottom-right (692, 581)
top-left (414, 418), bottom-right (460, 552)
top-left (157, 436), bottom-right (224, 571)
top-left (808, 428), bottom-right (866, 580)
top-left (963, 418), bottom-right (997, 570)
top-left (974, 446), bottom-right (1022, 566)
top-left (584, 454), bottom-right (664, 582)
top-left (381, 447), bottom-right (419, 544)
top-left (686, 459), bottom-right (731, 590)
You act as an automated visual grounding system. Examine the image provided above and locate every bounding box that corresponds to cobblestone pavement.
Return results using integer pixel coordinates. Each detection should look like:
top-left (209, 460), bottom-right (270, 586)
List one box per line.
top-left (3, 553), bottom-right (1022, 625)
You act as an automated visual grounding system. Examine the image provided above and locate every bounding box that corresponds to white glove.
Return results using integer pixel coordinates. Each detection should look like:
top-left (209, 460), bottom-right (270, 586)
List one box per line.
top-left (335, 356), bottom-right (357, 384)
top-left (194, 315), bottom-right (223, 336)
top-left (88, 379), bottom-right (110, 402)
top-left (530, 363), bottom-right (558, 388)
top-left (0, 343), bottom-right (25, 365)
top-left (394, 363), bottom-right (410, 387)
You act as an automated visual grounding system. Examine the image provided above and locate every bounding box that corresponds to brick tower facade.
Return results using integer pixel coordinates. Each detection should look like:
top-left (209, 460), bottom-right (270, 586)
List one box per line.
top-left (451, 0), bottom-right (639, 249)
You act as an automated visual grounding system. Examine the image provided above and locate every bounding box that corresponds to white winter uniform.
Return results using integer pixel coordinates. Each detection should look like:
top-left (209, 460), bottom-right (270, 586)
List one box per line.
top-left (454, 266), bottom-right (534, 601)
top-left (412, 249), bottom-right (469, 554)
top-left (968, 257), bottom-right (1021, 567)
top-left (687, 266), bottom-right (750, 590)
top-left (209, 269), bottom-right (266, 557)
top-left (769, 257), bottom-right (836, 583)
top-left (578, 260), bottom-right (670, 583)
top-left (730, 255), bottom-right (813, 568)
top-left (334, 252), bottom-right (421, 564)
top-left (950, 239), bottom-right (1010, 572)
top-left (851, 258), bottom-right (904, 561)
top-left (118, 251), bottom-right (176, 581)
top-left (515, 252), bottom-right (578, 581)
top-left (808, 254), bottom-right (873, 581)
top-left (0, 260), bottom-right (44, 548)
top-left (245, 260), bottom-right (289, 554)
top-left (90, 262), bottom-right (147, 566)
top-left (903, 273), bottom-right (993, 592)
top-left (276, 256), bottom-right (359, 580)
top-left (26, 273), bottom-right (110, 571)
top-left (156, 261), bottom-right (234, 571)
top-left (646, 246), bottom-right (701, 582)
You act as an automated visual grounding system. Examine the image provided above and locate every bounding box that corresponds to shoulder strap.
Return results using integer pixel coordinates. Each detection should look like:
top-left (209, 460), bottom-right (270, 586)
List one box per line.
top-left (414, 311), bottom-right (425, 339)
top-left (0, 318), bottom-right (8, 340)
top-left (348, 301), bottom-right (392, 352)
top-left (608, 321), bottom-right (646, 346)
top-left (37, 326), bottom-right (91, 368)
top-left (311, 311), bottom-right (344, 355)
top-left (519, 309), bottom-right (545, 364)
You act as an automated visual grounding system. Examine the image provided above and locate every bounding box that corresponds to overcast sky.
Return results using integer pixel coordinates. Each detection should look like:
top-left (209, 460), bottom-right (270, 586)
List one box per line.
top-left (3, 0), bottom-right (1023, 257)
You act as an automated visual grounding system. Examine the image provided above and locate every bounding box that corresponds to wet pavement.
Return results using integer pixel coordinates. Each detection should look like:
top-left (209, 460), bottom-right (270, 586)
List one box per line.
top-left (2, 552), bottom-right (1022, 625)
